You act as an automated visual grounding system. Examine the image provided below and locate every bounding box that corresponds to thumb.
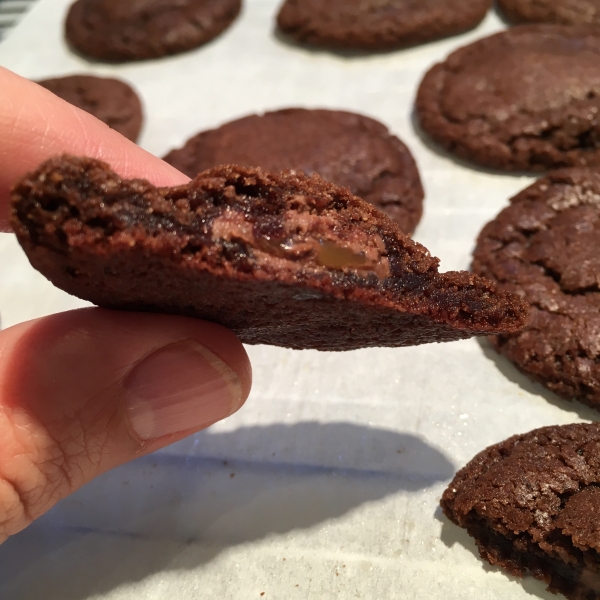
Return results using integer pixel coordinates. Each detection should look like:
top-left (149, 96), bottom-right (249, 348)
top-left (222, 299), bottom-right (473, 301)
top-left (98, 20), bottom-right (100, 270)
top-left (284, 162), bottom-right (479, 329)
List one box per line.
top-left (0, 308), bottom-right (251, 542)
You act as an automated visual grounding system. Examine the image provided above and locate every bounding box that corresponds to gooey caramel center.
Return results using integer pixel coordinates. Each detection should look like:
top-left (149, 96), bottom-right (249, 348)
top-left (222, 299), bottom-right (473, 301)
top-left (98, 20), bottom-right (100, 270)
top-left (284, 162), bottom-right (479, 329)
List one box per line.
top-left (316, 240), bottom-right (368, 270)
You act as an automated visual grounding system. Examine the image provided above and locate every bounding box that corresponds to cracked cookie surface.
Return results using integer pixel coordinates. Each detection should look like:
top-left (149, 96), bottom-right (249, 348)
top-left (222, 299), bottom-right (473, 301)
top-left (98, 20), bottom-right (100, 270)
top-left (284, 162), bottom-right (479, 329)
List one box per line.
top-left (37, 75), bottom-right (143, 142)
top-left (472, 168), bottom-right (600, 408)
top-left (442, 422), bottom-right (600, 600)
top-left (65, 0), bottom-right (241, 62)
top-left (11, 155), bottom-right (527, 351)
top-left (415, 25), bottom-right (600, 172)
top-left (163, 109), bottom-right (424, 234)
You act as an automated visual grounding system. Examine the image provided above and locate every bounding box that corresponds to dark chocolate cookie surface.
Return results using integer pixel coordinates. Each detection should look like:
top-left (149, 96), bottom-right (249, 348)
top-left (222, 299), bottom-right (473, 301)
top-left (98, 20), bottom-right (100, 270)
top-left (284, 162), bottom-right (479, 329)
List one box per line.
top-left (498, 0), bottom-right (600, 25)
top-left (472, 169), bottom-right (600, 409)
top-left (442, 422), bottom-right (600, 600)
top-left (276, 0), bottom-right (492, 51)
top-left (163, 109), bottom-right (424, 234)
top-left (65, 0), bottom-right (241, 62)
top-left (416, 25), bottom-right (600, 172)
top-left (37, 75), bottom-right (143, 142)
top-left (11, 156), bottom-right (527, 351)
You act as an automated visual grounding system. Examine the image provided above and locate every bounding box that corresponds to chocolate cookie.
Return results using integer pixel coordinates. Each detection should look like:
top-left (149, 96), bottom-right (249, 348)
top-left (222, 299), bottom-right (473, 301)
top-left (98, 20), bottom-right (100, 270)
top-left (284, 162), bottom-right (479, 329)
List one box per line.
top-left (472, 169), bottom-right (600, 409)
top-left (276, 0), bottom-right (492, 51)
top-left (416, 25), bottom-right (600, 172)
top-left (442, 422), bottom-right (600, 600)
top-left (37, 75), bottom-right (143, 142)
top-left (163, 109), bottom-right (424, 234)
top-left (498, 0), bottom-right (600, 25)
top-left (65, 0), bottom-right (241, 62)
top-left (11, 155), bottom-right (528, 351)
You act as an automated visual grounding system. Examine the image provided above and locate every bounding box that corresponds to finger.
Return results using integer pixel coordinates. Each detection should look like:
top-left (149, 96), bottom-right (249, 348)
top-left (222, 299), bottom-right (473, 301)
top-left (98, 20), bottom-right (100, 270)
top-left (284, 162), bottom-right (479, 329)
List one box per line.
top-left (0, 308), bottom-right (251, 543)
top-left (0, 66), bottom-right (190, 232)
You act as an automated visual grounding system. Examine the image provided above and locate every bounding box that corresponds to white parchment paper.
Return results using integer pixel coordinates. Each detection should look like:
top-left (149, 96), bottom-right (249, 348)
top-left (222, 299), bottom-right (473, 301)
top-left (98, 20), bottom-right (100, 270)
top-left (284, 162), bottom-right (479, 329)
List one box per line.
top-left (0, 2), bottom-right (596, 599)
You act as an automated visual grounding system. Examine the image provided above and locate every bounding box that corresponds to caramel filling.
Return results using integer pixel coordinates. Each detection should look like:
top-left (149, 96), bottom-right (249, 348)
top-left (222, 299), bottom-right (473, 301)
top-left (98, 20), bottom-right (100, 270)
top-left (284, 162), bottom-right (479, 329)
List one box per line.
top-left (316, 240), bottom-right (368, 270)
top-left (210, 209), bottom-right (389, 279)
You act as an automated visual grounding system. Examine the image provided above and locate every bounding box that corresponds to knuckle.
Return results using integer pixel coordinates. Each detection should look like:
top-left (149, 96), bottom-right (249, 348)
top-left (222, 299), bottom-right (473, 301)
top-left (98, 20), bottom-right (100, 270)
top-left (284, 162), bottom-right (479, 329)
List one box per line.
top-left (0, 458), bottom-right (49, 541)
top-left (0, 475), bottom-right (34, 542)
top-left (0, 412), bottom-right (78, 541)
top-left (0, 397), bottom-right (120, 543)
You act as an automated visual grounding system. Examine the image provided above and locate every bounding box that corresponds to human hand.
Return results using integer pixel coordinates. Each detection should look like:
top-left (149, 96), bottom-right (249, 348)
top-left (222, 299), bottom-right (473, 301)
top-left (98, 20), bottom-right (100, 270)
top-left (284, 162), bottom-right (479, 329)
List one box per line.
top-left (0, 67), bottom-right (252, 543)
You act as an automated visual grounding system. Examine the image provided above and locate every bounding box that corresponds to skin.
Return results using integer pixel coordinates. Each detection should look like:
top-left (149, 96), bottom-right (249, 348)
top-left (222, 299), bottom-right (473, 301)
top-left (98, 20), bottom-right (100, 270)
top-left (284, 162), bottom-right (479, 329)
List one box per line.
top-left (0, 67), bottom-right (253, 543)
top-left (0, 67), bottom-right (189, 231)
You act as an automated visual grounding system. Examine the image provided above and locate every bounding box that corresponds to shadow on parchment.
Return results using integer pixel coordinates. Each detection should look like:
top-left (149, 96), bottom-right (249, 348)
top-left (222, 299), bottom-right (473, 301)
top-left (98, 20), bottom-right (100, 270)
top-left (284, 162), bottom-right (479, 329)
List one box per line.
top-left (0, 420), bottom-right (453, 600)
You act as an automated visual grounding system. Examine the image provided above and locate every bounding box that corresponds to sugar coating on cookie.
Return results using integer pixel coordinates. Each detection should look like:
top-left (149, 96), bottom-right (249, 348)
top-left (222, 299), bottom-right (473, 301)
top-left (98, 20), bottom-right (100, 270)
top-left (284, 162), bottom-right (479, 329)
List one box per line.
top-left (442, 422), bottom-right (600, 600)
top-left (164, 109), bottom-right (424, 234)
top-left (11, 156), bottom-right (528, 351)
top-left (65, 0), bottom-right (241, 62)
top-left (37, 75), bottom-right (143, 142)
top-left (498, 0), bottom-right (600, 25)
top-left (416, 25), bottom-right (600, 172)
top-left (277, 0), bottom-right (491, 51)
top-left (472, 168), bottom-right (600, 409)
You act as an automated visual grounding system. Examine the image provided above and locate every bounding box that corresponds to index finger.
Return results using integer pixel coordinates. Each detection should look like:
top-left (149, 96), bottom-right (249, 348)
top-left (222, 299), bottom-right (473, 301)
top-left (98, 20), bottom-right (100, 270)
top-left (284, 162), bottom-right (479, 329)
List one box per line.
top-left (0, 67), bottom-right (190, 232)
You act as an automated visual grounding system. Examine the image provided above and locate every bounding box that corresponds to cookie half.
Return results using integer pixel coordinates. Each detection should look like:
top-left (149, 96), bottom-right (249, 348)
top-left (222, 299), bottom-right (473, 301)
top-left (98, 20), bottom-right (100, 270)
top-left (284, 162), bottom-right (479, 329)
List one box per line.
top-left (37, 75), bottom-right (143, 142)
top-left (276, 0), bottom-right (492, 51)
top-left (472, 169), bottom-right (600, 409)
top-left (498, 0), bottom-right (600, 25)
top-left (65, 0), bottom-right (241, 62)
top-left (442, 422), bottom-right (600, 600)
top-left (163, 109), bottom-right (424, 234)
top-left (416, 25), bottom-right (600, 171)
top-left (11, 156), bottom-right (527, 351)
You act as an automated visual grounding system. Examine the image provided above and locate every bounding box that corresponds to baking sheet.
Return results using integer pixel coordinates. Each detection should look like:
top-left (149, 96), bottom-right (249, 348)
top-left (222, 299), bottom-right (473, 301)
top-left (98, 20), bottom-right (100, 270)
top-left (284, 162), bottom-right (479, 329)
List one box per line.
top-left (0, 2), bottom-right (596, 599)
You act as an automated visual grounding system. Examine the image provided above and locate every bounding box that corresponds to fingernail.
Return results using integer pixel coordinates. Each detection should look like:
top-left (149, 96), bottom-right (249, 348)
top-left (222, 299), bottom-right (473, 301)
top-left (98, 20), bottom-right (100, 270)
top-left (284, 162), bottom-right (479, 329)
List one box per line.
top-left (124, 340), bottom-right (243, 440)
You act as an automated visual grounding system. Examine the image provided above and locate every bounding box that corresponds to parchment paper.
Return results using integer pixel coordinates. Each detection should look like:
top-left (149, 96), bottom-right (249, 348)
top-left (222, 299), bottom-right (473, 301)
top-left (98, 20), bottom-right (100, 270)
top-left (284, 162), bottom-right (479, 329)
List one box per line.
top-left (0, 2), bottom-right (595, 599)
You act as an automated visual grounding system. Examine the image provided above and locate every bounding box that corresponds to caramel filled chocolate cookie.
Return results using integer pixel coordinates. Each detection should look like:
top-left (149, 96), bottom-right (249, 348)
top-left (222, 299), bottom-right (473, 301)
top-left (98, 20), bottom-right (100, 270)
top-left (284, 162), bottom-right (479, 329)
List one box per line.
top-left (276, 0), bottom-right (491, 51)
top-left (473, 169), bottom-right (600, 409)
top-left (65, 0), bottom-right (241, 62)
top-left (164, 109), bottom-right (424, 234)
top-left (416, 25), bottom-right (600, 171)
top-left (11, 155), bottom-right (527, 351)
top-left (498, 0), bottom-right (600, 26)
top-left (442, 422), bottom-right (600, 600)
top-left (37, 75), bottom-right (143, 142)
